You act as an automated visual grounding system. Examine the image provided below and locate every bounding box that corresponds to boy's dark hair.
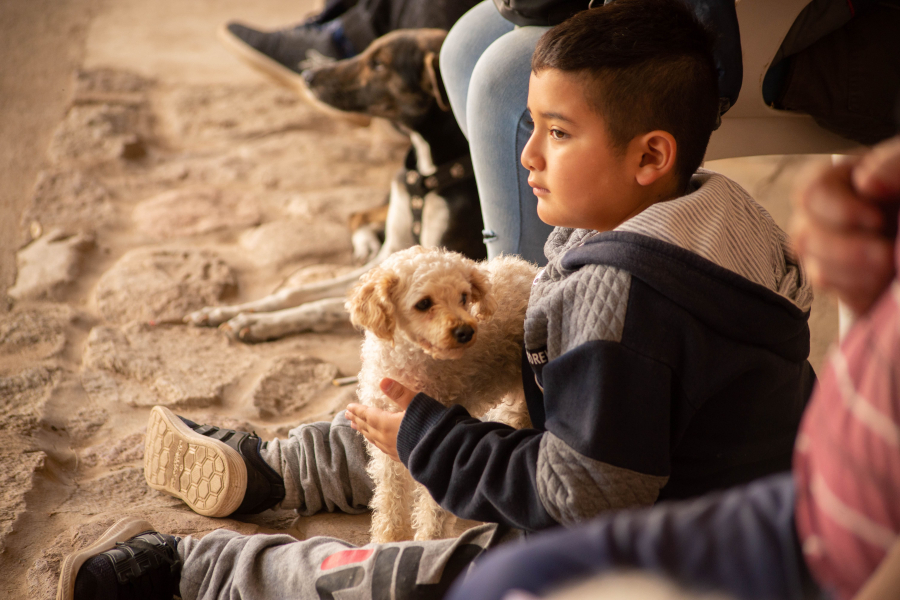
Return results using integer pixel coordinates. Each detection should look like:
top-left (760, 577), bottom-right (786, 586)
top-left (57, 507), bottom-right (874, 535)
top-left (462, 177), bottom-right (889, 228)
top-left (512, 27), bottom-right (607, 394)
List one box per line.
top-left (532, 0), bottom-right (719, 187)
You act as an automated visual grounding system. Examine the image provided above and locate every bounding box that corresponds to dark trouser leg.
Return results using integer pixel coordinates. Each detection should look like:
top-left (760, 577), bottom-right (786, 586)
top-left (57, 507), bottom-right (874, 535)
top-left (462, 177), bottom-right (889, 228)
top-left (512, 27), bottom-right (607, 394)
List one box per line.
top-left (340, 0), bottom-right (482, 54)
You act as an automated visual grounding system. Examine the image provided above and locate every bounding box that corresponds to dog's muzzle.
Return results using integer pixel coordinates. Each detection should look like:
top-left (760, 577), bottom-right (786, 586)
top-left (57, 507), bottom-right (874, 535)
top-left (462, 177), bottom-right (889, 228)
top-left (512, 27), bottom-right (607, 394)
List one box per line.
top-left (453, 324), bottom-right (474, 345)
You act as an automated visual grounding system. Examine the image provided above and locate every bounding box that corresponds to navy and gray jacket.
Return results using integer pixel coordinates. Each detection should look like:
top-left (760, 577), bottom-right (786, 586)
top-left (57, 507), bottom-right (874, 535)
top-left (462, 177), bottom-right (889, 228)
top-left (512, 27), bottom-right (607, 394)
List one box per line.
top-left (396, 171), bottom-right (816, 533)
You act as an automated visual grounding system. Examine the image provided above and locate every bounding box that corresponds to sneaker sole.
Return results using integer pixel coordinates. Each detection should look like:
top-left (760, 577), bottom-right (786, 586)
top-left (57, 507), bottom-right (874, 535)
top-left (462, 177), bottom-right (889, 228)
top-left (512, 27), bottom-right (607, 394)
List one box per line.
top-left (144, 405), bottom-right (247, 518)
top-left (57, 516), bottom-right (155, 600)
top-left (216, 22), bottom-right (372, 127)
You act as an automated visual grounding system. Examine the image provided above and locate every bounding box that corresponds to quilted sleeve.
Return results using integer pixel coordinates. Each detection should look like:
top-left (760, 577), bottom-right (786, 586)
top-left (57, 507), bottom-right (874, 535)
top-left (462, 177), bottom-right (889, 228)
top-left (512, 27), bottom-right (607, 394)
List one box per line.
top-left (537, 433), bottom-right (668, 525)
top-left (526, 265), bottom-right (631, 364)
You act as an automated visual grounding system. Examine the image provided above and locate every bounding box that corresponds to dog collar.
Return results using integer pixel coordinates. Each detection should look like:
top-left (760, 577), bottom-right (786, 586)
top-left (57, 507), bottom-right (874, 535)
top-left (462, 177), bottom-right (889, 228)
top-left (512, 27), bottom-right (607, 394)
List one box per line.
top-left (403, 149), bottom-right (475, 243)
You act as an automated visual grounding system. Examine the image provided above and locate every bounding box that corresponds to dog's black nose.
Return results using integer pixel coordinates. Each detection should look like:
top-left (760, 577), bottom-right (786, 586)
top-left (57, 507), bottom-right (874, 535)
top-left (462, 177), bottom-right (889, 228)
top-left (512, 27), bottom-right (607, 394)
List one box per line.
top-left (453, 325), bottom-right (474, 344)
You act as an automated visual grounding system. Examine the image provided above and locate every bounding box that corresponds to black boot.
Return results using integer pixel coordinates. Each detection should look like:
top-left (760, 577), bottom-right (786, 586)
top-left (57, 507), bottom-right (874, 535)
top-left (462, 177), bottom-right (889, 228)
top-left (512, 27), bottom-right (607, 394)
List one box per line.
top-left (144, 406), bottom-right (285, 518)
top-left (219, 18), bottom-right (355, 77)
top-left (58, 517), bottom-right (181, 600)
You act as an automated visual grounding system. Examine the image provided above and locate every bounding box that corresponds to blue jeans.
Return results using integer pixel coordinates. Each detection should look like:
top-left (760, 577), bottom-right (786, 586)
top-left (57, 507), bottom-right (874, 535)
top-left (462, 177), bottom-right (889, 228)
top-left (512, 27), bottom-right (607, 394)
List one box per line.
top-left (440, 1), bottom-right (554, 265)
top-left (447, 473), bottom-right (826, 600)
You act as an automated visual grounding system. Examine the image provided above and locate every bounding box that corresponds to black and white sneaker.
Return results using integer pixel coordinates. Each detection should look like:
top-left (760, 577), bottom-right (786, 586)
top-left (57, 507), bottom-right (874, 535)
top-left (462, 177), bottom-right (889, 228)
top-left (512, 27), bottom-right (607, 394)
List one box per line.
top-left (217, 19), bottom-right (349, 85)
top-left (57, 517), bottom-right (181, 600)
top-left (216, 19), bottom-right (371, 125)
top-left (144, 406), bottom-right (285, 518)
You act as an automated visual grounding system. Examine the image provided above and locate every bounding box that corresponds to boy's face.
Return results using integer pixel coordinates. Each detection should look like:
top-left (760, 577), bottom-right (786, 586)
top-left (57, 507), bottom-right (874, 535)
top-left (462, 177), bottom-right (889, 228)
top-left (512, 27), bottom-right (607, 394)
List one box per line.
top-left (522, 69), bottom-right (651, 232)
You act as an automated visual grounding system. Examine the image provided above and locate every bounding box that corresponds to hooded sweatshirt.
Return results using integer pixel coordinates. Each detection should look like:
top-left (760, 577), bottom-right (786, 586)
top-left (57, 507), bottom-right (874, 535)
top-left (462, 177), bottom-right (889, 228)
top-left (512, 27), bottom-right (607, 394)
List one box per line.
top-left (396, 170), bottom-right (816, 533)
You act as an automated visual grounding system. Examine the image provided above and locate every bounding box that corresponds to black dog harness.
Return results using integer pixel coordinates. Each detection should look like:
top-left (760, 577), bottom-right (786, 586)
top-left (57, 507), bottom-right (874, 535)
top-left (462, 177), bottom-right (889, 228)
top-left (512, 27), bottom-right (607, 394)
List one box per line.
top-left (403, 148), bottom-right (475, 244)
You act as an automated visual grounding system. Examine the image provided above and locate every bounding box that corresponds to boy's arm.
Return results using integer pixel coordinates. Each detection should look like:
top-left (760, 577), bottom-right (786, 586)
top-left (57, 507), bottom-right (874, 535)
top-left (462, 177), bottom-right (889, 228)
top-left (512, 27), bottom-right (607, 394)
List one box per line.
top-left (397, 336), bottom-right (672, 532)
top-left (347, 379), bottom-right (556, 531)
top-left (399, 395), bottom-right (555, 531)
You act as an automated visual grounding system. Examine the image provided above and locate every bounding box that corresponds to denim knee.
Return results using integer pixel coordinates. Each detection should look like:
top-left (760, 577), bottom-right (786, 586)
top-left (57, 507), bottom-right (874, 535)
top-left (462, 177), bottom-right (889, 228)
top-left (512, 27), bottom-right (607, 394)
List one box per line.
top-left (440, 1), bottom-right (513, 138)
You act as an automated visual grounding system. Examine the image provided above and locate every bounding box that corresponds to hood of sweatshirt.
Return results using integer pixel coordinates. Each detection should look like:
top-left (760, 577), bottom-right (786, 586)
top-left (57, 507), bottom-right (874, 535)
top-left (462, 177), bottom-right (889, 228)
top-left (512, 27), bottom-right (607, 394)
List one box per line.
top-left (548, 170), bottom-right (813, 363)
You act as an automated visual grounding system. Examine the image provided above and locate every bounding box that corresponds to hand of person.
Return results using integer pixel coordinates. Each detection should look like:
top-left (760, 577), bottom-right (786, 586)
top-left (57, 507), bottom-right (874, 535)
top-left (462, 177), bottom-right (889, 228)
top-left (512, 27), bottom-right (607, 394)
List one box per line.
top-left (791, 136), bottom-right (900, 316)
top-left (345, 378), bottom-right (418, 462)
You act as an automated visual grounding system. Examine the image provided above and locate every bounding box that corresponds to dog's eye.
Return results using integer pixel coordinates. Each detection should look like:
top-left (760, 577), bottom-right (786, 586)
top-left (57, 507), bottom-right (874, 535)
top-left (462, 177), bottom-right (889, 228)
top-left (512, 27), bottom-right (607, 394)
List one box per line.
top-left (461, 293), bottom-right (468, 305)
top-left (415, 297), bottom-right (433, 311)
top-left (372, 58), bottom-right (386, 72)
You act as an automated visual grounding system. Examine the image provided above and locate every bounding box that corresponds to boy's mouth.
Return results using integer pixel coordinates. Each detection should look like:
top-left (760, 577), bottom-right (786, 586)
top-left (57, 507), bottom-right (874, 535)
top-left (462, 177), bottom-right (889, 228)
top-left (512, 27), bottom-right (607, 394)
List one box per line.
top-left (528, 180), bottom-right (550, 196)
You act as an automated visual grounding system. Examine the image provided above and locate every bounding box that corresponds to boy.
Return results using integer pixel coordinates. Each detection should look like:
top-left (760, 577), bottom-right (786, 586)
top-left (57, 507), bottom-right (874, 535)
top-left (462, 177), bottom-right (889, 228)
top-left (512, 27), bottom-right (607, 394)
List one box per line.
top-left (440, 136), bottom-right (900, 600)
top-left (56, 2), bottom-right (815, 599)
top-left (348, 0), bottom-right (814, 525)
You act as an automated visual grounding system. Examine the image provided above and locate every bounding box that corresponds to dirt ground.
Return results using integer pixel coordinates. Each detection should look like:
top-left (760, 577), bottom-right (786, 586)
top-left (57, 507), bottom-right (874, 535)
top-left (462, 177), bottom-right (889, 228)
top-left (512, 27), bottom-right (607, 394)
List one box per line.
top-left (0, 1), bottom-right (838, 597)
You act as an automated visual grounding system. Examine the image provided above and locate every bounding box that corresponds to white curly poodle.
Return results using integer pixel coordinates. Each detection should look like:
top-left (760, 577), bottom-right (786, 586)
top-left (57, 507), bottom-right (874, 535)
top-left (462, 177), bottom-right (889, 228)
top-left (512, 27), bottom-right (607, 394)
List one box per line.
top-left (346, 246), bottom-right (537, 542)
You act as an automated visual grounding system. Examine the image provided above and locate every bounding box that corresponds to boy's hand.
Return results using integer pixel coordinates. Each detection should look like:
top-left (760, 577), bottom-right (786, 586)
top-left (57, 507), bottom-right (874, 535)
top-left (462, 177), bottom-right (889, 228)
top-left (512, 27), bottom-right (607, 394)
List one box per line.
top-left (346, 378), bottom-right (418, 462)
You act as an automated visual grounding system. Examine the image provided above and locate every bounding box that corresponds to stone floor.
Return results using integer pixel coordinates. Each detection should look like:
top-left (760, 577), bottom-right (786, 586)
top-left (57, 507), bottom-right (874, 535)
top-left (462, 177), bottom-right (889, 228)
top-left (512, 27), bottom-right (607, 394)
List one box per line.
top-left (0, 1), bottom-right (839, 597)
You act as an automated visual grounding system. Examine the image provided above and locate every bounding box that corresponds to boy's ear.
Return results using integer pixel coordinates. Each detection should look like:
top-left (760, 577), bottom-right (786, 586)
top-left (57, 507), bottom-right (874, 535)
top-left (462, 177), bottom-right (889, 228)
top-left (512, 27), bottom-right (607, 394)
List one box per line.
top-left (634, 131), bottom-right (677, 187)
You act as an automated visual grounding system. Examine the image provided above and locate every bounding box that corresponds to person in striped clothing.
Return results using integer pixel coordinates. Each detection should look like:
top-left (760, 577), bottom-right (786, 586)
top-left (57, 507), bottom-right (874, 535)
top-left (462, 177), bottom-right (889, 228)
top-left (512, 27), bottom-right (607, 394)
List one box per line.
top-left (791, 135), bottom-right (900, 600)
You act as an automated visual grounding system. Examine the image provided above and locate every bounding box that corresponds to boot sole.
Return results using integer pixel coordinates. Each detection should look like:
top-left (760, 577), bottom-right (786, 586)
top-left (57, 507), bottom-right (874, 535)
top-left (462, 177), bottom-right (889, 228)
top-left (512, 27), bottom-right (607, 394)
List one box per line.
top-left (144, 405), bottom-right (247, 518)
top-left (57, 516), bottom-right (155, 600)
top-left (215, 22), bottom-right (371, 126)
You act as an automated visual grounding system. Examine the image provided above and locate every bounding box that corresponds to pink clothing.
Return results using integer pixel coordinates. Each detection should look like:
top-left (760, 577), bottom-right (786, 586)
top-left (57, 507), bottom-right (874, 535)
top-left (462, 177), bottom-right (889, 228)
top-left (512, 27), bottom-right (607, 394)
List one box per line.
top-left (794, 261), bottom-right (900, 598)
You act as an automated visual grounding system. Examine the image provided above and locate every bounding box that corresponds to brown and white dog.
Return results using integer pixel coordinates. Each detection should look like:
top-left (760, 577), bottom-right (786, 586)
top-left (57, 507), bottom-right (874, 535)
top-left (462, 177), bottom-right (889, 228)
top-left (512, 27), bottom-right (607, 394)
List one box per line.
top-left (185, 29), bottom-right (485, 342)
top-left (346, 246), bottom-right (535, 542)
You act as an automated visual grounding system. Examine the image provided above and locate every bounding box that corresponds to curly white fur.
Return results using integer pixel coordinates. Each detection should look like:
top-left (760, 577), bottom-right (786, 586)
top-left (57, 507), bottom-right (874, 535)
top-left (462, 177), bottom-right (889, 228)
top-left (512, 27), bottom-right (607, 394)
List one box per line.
top-left (346, 246), bottom-right (537, 542)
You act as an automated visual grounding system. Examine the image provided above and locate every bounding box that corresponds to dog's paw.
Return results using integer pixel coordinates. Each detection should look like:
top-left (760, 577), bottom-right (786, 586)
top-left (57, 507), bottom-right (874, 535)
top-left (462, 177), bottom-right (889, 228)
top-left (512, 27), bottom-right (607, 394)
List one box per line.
top-left (184, 306), bottom-right (241, 327)
top-left (351, 228), bottom-right (382, 264)
top-left (219, 313), bottom-right (279, 343)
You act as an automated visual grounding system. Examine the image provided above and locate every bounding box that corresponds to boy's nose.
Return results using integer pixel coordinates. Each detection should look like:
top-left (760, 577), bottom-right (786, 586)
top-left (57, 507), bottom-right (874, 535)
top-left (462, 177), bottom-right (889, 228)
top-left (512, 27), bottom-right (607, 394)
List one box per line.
top-left (520, 130), bottom-right (542, 171)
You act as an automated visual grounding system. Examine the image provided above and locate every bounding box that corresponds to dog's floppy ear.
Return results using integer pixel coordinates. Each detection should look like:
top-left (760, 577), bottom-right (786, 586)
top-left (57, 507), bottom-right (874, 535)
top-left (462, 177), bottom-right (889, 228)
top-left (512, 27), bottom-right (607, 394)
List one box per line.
top-left (423, 52), bottom-right (451, 112)
top-left (468, 265), bottom-right (496, 321)
top-left (346, 269), bottom-right (400, 341)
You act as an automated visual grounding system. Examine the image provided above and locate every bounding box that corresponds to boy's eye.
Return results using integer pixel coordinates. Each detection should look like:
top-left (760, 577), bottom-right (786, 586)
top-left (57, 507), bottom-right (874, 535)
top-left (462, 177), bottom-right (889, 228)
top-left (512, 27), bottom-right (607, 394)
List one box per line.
top-left (461, 293), bottom-right (468, 305)
top-left (549, 128), bottom-right (569, 140)
top-left (415, 297), bottom-right (433, 311)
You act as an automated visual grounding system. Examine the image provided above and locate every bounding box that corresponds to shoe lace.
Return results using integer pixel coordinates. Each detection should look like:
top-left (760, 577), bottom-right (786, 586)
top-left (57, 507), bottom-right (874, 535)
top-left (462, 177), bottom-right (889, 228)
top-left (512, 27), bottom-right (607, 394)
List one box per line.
top-left (298, 49), bottom-right (338, 71)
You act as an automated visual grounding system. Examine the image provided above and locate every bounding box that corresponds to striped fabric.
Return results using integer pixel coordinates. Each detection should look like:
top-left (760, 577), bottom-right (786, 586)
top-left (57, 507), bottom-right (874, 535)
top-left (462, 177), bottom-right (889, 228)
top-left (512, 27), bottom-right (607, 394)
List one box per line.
top-left (793, 275), bottom-right (900, 599)
top-left (616, 169), bottom-right (813, 311)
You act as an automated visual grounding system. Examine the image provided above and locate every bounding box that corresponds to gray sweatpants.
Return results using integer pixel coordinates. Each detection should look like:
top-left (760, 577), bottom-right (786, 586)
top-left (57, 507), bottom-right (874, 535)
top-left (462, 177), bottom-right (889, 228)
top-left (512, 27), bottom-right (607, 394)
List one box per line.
top-left (176, 413), bottom-right (520, 600)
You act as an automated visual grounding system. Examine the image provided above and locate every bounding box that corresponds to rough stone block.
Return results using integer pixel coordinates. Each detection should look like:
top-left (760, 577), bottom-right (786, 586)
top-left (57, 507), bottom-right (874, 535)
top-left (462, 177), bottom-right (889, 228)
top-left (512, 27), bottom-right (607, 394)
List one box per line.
top-left (0, 439), bottom-right (46, 550)
top-left (0, 304), bottom-right (75, 361)
top-left (81, 323), bottom-right (255, 408)
top-left (239, 219), bottom-right (352, 267)
top-left (133, 187), bottom-right (260, 240)
top-left (93, 247), bottom-right (237, 325)
top-left (8, 230), bottom-right (95, 302)
top-left (251, 356), bottom-right (340, 418)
